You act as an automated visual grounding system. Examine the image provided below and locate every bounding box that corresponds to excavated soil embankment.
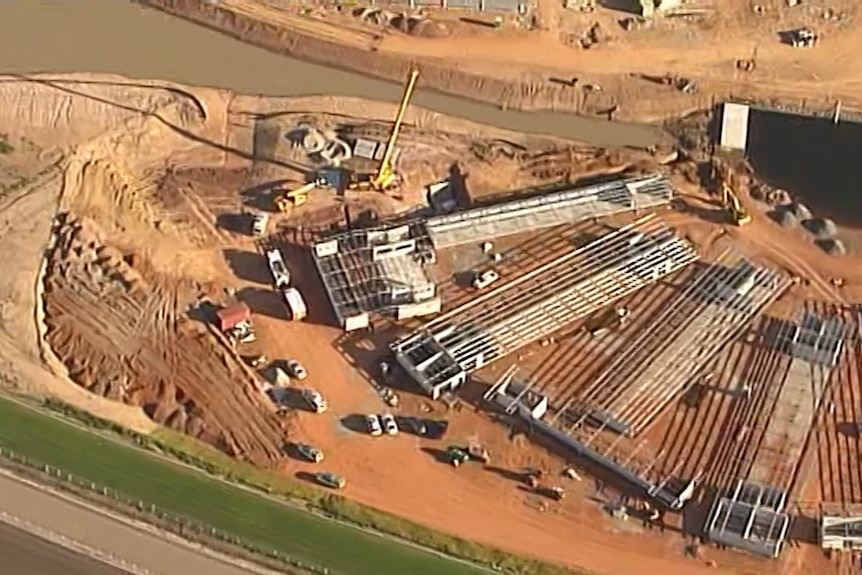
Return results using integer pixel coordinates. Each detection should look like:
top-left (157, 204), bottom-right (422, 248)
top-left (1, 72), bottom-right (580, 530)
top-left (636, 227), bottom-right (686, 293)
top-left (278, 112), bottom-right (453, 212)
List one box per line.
top-left (138, 0), bottom-right (594, 113)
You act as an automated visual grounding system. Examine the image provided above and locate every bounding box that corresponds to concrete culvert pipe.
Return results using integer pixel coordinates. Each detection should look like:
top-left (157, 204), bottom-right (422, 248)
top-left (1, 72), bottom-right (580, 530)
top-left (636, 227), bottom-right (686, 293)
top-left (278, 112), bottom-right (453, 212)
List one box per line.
top-left (792, 203), bottom-right (812, 221)
top-left (818, 238), bottom-right (847, 256)
top-left (302, 128), bottom-right (327, 154)
top-left (814, 218), bottom-right (838, 238)
top-left (320, 138), bottom-right (353, 166)
top-left (770, 209), bottom-right (798, 228)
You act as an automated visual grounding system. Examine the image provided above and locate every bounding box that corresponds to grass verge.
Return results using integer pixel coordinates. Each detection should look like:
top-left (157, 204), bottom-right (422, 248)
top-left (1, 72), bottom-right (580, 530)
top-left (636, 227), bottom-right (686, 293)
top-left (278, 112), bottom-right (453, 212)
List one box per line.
top-left (2, 396), bottom-right (578, 575)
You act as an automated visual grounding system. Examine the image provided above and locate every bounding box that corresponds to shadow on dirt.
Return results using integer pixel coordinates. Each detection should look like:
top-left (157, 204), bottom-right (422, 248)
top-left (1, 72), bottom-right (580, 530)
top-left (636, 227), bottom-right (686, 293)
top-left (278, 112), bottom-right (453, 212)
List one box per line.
top-left (215, 213), bottom-right (250, 235)
top-left (339, 414), bottom-right (371, 434)
top-left (223, 249), bottom-right (271, 285)
top-left (238, 286), bottom-right (288, 321)
top-left (294, 471), bottom-right (320, 485)
top-left (266, 386), bottom-right (308, 411)
top-left (420, 446), bottom-right (452, 465)
top-left (484, 465), bottom-right (529, 484)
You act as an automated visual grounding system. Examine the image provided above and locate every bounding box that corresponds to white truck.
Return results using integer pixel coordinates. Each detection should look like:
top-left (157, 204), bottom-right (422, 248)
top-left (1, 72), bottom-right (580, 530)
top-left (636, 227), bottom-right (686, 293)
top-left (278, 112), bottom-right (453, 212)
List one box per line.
top-left (266, 248), bottom-right (291, 289)
top-left (281, 287), bottom-right (307, 321)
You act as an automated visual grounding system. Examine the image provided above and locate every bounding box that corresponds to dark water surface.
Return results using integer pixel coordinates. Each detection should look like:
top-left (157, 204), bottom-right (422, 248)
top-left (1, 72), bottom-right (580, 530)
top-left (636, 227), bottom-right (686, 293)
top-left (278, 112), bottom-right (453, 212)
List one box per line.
top-left (747, 109), bottom-right (862, 227)
top-left (0, 0), bottom-right (664, 147)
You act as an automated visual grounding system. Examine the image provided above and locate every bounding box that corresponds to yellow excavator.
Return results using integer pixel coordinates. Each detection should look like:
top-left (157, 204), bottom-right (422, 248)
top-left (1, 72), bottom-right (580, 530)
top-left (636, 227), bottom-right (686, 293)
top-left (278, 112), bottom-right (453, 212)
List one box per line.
top-left (721, 181), bottom-right (752, 226)
top-left (351, 69), bottom-right (420, 192)
top-left (274, 181), bottom-right (316, 213)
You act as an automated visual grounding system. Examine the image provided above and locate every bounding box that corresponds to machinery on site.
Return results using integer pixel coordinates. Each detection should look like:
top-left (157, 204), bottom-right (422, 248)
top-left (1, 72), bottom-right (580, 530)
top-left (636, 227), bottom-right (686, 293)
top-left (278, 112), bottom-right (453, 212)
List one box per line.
top-left (350, 69), bottom-right (420, 192)
top-left (722, 182), bottom-right (752, 227)
top-left (711, 159), bottom-right (751, 227)
top-left (215, 302), bottom-right (255, 345)
top-left (275, 181), bottom-right (317, 213)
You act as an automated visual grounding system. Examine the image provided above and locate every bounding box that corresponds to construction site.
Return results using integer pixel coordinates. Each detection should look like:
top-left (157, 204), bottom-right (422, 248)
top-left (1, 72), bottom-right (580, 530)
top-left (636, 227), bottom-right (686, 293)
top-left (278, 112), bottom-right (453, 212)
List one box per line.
top-left (4, 14), bottom-right (862, 571)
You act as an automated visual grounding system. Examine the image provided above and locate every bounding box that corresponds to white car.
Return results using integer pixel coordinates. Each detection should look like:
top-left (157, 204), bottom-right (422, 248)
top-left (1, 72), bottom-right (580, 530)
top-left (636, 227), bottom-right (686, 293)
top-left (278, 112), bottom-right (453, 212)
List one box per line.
top-left (380, 413), bottom-right (399, 436)
top-left (472, 269), bottom-right (499, 290)
top-left (301, 389), bottom-right (327, 414)
top-left (286, 359), bottom-right (307, 380)
top-left (366, 414), bottom-right (383, 437)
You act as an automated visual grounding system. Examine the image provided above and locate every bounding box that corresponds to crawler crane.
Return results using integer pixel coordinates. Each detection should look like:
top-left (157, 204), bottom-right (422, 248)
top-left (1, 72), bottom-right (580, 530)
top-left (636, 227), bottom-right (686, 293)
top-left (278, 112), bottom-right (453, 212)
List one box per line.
top-left (350, 69), bottom-right (420, 192)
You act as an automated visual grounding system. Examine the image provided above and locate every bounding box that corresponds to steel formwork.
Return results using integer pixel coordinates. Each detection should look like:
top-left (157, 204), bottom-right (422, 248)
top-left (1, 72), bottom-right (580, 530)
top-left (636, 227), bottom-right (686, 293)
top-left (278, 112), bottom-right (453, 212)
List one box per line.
top-left (560, 253), bottom-right (792, 438)
top-left (782, 311), bottom-right (846, 368)
top-left (312, 222), bottom-right (439, 330)
top-left (425, 174), bottom-right (676, 249)
top-left (706, 479), bottom-right (790, 558)
top-left (822, 515), bottom-right (862, 550)
top-left (392, 214), bottom-right (699, 398)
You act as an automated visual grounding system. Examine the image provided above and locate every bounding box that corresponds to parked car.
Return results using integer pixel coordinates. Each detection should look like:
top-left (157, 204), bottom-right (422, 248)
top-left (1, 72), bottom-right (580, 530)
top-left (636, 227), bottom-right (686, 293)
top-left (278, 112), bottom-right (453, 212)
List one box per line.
top-left (380, 413), bottom-right (399, 436)
top-left (301, 389), bottom-right (327, 413)
top-left (296, 443), bottom-right (323, 463)
top-left (445, 446), bottom-right (470, 468)
top-left (315, 471), bottom-right (345, 490)
top-left (366, 414), bottom-right (383, 437)
top-left (285, 359), bottom-right (307, 380)
top-left (472, 269), bottom-right (499, 289)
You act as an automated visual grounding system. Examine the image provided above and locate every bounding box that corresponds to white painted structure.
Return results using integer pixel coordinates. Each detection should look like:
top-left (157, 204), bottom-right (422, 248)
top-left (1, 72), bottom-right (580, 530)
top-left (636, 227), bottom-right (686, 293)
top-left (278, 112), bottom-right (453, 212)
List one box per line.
top-left (720, 103), bottom-right (751, 151)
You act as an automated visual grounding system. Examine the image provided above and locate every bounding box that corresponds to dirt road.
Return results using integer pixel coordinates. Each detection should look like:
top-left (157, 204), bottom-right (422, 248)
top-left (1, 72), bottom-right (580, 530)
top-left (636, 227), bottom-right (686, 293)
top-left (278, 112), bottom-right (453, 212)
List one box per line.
top-left (0, 472), bottom-right (260, 575)
top-left (0, 522), bottom-right (129, 575)
top-left (0, 0), bottom-right (662, 147)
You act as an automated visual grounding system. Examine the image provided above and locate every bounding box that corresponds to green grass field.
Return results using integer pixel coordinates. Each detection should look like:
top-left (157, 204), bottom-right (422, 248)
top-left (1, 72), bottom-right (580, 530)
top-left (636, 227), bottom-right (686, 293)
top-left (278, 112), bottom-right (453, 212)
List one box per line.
top-left (0, 396), bottom-right (491, 575)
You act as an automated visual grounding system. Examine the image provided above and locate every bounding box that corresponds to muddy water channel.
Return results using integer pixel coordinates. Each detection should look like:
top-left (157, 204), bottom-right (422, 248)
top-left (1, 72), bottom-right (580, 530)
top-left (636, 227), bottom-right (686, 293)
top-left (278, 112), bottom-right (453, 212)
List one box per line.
top-left (0, 0), bottom-right (664, 147)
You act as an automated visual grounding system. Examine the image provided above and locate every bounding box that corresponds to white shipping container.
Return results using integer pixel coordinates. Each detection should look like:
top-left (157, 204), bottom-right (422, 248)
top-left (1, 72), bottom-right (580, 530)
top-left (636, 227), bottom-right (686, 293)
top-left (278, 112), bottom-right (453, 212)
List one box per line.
top-left (281, 287), bottom-right (307, 321)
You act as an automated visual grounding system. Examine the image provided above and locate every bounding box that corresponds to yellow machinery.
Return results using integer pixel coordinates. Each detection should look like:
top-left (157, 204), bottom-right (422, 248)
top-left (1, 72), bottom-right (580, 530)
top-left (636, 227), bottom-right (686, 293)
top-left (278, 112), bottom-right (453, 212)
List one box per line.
top-left (353, 69), bottom-right (420, 192)
top-left (721, 182), bottom-right (752, 226)
top-left (275, 181), bottom-right (315, 213)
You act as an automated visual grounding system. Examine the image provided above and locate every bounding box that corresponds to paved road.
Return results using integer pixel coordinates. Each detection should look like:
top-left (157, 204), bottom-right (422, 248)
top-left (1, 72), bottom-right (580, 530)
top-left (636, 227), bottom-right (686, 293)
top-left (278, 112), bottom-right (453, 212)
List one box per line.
top-left (0, 0), bottom-right (663, 147)
top-left (0, 473), bottom-right (261, 575)
top-left (0, 521), bottom-right (130, 575)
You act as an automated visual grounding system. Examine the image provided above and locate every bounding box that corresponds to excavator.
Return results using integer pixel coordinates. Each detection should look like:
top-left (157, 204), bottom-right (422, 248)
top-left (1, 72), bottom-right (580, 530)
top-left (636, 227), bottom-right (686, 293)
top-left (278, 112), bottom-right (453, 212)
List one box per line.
top-left (350, 69), bottom-right (420, 192)
top-left (712, 158), bottom-right (751, 227)
top-left (721, 181), bottom-right (752, 226)
top-left (274, 181), bottom-right (317, 213)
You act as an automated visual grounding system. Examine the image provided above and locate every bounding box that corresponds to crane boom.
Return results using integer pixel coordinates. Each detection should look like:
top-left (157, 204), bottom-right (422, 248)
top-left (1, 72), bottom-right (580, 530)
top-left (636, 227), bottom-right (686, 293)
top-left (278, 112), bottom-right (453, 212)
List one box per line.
top-left (372, 69), bottom-right (420, 191)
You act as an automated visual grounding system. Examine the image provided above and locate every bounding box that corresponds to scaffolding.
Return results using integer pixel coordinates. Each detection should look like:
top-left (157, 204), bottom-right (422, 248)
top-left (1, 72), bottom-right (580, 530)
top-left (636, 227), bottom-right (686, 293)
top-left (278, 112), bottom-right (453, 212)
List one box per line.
top-left (392, 214), bottom-right (699, 398)
top-left (425, 174), bottom-right (675, 249)
top-left (558, 253), bottom-right (791, 437)
top-left (312, 222), bottom-right (439, 330)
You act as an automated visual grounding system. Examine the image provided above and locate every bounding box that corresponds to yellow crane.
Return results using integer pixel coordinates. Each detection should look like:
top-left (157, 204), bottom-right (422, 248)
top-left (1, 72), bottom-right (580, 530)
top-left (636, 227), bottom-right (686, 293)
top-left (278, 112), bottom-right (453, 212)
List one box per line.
top-left (721, 182), bottom-right (752, 226)
top-left (352, 69), bottom-right (420, 192)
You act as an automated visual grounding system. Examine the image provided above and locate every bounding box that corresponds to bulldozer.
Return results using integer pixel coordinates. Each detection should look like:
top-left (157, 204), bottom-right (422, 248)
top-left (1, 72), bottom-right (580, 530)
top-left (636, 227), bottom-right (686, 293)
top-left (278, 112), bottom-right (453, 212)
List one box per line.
top-left (349, 69), bottom-right (420, 193)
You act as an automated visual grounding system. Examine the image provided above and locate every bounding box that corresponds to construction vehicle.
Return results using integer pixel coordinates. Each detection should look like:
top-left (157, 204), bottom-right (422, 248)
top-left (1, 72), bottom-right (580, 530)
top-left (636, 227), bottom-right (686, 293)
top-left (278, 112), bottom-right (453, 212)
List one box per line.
top-left (351, 69), bottom-right (420, 192)
top-left (216, 302), bottom-right (255, 345)
top-left (722, 182), bottom-right (752, 226)
top-left (445, 446), bottom-right (470, 467)
top-left (275, 181), bottom-right (315, 213)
